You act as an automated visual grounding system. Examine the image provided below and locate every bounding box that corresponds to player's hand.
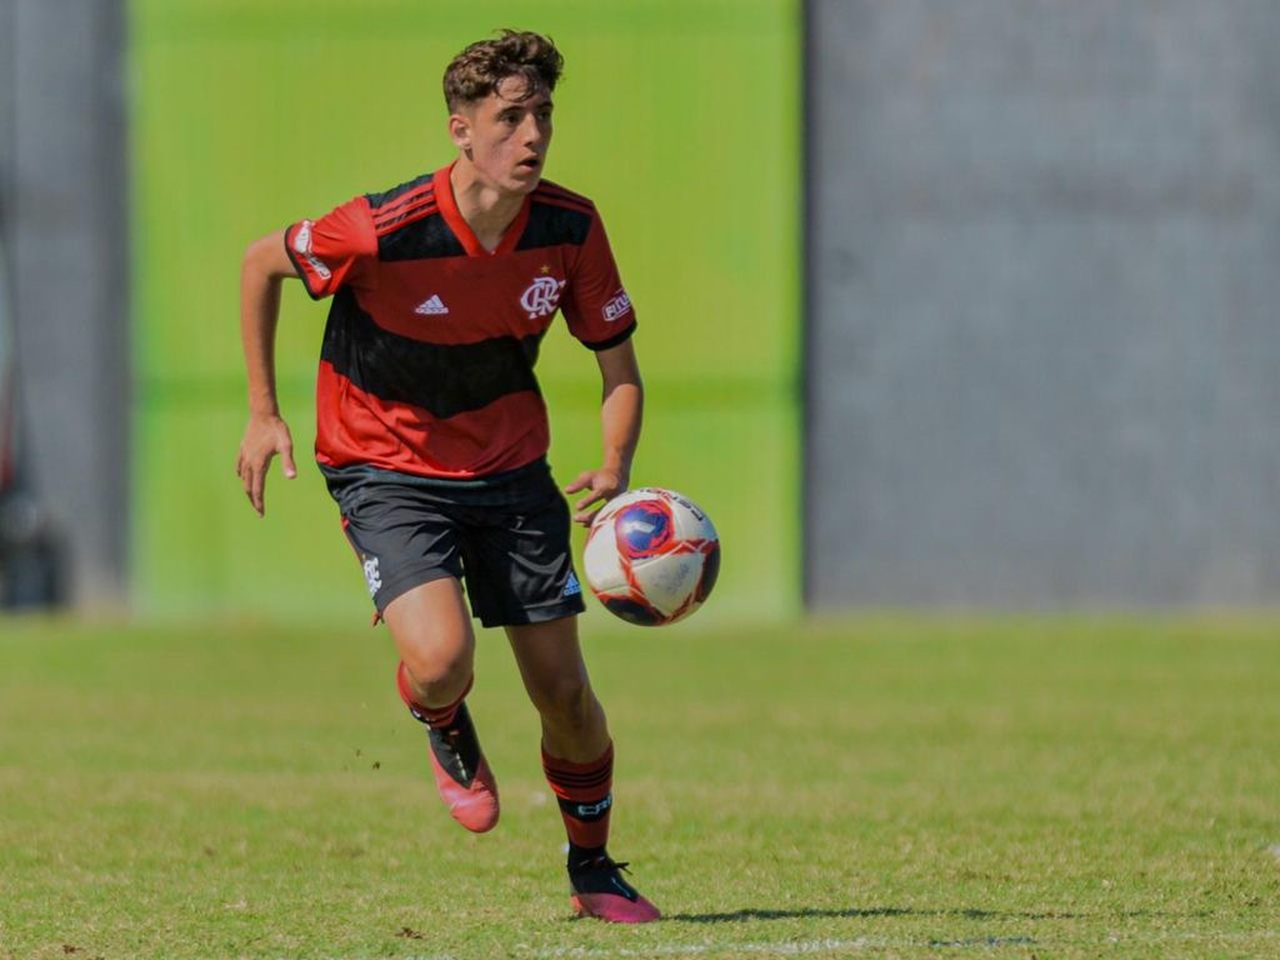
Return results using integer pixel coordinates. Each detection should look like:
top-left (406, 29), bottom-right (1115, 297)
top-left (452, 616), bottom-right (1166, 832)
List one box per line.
top-left (564, 467), bottom-right (627, 526)
top-left (236, 413), bottom-right (297, 517)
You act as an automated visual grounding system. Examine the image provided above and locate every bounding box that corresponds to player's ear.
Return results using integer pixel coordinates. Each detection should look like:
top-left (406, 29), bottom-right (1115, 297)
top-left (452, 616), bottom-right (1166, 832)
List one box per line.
top-left (448, 111), bottom-right (472, 152)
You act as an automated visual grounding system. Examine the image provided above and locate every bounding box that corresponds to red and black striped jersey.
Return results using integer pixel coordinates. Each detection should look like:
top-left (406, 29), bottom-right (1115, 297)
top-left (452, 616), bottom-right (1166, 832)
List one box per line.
top-left (283, 162), bottom-right (636, 480)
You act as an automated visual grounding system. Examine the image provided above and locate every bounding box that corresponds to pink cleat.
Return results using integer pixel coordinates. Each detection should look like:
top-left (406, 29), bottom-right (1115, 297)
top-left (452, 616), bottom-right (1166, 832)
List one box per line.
top-left (425, 702), bottom-right (499, 833)
top-left (568, 854), bottom-right (661, 923)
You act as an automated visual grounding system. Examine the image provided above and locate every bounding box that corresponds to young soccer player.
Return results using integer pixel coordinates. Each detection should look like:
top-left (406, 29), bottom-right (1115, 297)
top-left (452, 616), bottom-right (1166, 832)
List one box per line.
top-left (235, 31), bottom-right (657, 923)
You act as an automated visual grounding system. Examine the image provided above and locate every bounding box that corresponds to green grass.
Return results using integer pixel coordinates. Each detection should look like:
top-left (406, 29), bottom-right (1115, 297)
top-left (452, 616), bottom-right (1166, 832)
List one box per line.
top-left (2, 614), bottom-right (1278, 959)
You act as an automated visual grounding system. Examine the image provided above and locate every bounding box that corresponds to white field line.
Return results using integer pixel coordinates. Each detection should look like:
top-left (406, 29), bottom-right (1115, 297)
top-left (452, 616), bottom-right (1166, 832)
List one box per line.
top-left (520, 928), bottom-right (1280, 960)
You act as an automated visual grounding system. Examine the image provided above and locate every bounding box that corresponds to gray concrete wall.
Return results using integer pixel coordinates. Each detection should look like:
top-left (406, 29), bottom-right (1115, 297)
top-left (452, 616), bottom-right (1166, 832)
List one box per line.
top-left (807, 1), bottom-right (1280, 607)
top-left (0, 0), bottom-right (129, 606)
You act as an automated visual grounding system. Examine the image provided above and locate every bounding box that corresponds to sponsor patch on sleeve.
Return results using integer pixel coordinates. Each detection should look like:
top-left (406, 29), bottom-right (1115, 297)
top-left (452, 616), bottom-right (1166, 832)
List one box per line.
top-left (293, 219), bottom-right (333, 281)
top-left (602, 289), bottom-right (633, 323)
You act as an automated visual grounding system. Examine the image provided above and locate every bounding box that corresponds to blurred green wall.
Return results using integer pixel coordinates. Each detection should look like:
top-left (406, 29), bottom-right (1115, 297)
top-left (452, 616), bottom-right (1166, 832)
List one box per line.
top-left (132, 0), bottom-right (800, 624)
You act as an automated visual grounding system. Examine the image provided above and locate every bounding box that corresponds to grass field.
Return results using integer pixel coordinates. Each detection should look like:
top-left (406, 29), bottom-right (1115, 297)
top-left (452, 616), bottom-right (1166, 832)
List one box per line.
top-left (1, 613), bottom-right (1278, 959)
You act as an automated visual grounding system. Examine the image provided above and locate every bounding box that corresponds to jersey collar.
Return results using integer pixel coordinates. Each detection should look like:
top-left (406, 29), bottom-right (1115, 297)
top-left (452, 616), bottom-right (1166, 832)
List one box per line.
top-left (434, 162), bottom-right (531, 257)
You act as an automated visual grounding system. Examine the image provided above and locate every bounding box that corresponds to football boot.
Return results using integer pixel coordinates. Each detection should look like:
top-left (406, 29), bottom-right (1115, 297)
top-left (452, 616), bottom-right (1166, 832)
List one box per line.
top-left (424, 702), bottom-right (499, 833)
top-left (568, 853), bottom-right (660, 923)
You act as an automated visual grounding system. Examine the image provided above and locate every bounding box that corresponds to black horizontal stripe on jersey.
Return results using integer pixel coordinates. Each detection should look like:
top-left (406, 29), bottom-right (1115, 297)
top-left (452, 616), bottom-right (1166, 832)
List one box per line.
top-left (366, 173), bottom-right (434, 212)
top-left (378, 211), bottom-right (468, 261)
top-left (320, 456), bottom-right (552, 495)
top-left (322, 288), bottom-right (545, 419)
top-left (536, 182), bottom-right (594, 208)
top-left (375, 200), bottom-right (440, 235)
top-left (374, 190), bottom-right (435, 227)
top-left (516, 201), bottom-right (594, 250)
top-left (534, 191), bottom-right (594, 217)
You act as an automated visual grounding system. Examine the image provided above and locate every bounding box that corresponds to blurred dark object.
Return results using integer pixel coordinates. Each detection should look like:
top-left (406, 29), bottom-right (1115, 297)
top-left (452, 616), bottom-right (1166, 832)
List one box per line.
top-left (0, 232), bottom-right (65, 610)
top-left (0, 486), bottom-right (65, 608)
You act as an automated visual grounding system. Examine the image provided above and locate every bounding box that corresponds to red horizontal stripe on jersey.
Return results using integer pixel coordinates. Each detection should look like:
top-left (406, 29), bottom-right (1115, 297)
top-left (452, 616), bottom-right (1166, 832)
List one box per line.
top-left (373, 184), bottom-right (435, 221)
top-left (314, 361), bottom-right (551, 479)
top-left (348, 275), bottom-right (549, 344)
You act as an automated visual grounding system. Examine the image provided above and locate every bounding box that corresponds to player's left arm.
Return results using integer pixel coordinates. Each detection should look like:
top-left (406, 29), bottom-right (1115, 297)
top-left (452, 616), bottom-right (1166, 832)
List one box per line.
top-left (564, 338), bottom-right (644, 525)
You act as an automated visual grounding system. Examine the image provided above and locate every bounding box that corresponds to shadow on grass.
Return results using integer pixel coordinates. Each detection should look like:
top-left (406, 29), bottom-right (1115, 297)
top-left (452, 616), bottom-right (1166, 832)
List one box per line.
top-left (665, 907), bottom-right (914, 923)
top-left (665, 905), bottom-right (1186, 923)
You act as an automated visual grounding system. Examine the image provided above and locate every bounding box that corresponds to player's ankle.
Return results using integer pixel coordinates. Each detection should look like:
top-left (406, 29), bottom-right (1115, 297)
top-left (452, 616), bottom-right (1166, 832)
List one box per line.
top-left (568, 842), bottom-right (607, 870)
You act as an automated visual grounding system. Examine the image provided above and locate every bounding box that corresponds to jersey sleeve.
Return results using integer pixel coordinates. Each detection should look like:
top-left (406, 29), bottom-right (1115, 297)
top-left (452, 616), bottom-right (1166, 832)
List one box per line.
top-left (561, 213), bottom-right (637, 351)
top-left (283, 196), bottom-right (377, 299)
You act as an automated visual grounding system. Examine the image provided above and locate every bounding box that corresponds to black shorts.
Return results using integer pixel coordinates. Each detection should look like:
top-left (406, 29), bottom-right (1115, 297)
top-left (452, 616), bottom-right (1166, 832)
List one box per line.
top-left (322, 458), bottom-right (586, 628)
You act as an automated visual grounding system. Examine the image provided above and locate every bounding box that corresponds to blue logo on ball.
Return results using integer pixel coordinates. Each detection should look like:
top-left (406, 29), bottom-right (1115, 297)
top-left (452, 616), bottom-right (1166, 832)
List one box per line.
top-left (617, 504), bottom-right (672, 558)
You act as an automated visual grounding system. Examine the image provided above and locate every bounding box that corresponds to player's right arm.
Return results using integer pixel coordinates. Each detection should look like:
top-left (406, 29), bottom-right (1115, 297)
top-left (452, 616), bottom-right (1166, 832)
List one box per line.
top-left (236, 230), bottom-right (301, 517)
top-left (237, 198), bottom-right (376, 515)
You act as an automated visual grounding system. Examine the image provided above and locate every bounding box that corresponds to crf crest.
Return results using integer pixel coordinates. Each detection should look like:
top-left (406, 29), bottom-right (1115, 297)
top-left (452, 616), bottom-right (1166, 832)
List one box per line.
top-left (520, 275), bottom-right (567, 319)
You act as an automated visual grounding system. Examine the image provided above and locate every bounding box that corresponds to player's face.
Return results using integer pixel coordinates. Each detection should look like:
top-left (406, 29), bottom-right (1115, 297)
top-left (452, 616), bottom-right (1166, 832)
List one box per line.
top-left (451, 76), bottom-right (554, 195)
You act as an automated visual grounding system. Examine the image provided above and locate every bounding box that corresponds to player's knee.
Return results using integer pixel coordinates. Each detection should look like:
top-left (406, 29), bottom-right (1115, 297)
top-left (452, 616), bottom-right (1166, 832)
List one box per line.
top-left (401, 648), bottom-right (473, 699)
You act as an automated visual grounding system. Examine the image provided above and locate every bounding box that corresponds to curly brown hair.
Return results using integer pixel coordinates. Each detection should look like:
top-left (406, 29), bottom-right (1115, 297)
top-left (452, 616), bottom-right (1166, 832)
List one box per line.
top-left (443, 30), bottom-right (564, 112)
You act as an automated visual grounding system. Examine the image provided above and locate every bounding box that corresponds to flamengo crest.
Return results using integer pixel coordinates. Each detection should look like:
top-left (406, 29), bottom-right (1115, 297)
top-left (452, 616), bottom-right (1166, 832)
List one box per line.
top-left (362, 556), bottom-right (382, 596)
top-left (520, 275), bottom-right (567, 319)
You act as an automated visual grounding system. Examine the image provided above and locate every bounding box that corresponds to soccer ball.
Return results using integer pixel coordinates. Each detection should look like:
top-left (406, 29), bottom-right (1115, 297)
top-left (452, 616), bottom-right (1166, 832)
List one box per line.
top-left (583, 487), bottom-right (720, 626)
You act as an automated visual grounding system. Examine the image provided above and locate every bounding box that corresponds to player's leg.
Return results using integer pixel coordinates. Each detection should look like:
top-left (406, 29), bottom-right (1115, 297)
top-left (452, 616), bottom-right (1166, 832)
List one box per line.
top-left (384, 577), bottom-right (500, 833)
top-left (457, 459), bottom-right (658, 920)
top-left (328, 472), bottom-right (500, 834)
top-left (505, 615), bottom-right (607, 760)
top-left (507, 616), bottom-right (660, 923)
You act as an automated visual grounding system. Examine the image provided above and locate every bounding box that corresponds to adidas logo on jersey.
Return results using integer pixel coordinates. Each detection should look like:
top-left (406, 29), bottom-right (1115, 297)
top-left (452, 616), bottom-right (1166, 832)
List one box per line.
top-left (414, 294), bottom-right (449, 316)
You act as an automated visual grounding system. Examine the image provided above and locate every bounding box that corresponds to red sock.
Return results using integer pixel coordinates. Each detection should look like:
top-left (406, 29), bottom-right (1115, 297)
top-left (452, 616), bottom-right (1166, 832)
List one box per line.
top-left (542, 742), bottom-right (614, 849)
top-left (395, 661), bottom-right (472, 728)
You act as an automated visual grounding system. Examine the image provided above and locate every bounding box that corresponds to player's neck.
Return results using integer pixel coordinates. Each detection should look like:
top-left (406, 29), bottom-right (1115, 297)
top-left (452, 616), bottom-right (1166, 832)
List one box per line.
top-left (450, 160), bottom-right (526, 252)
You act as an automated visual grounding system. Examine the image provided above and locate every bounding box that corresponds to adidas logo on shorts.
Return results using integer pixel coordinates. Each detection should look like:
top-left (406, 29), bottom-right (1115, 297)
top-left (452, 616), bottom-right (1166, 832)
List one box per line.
top-left (563, 572), bottom-right (582, 597)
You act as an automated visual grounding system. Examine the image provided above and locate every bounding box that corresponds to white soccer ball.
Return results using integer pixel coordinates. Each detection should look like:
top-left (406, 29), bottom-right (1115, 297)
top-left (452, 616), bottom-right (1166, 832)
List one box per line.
top-left (583, 487), bottom-right (720, 626)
